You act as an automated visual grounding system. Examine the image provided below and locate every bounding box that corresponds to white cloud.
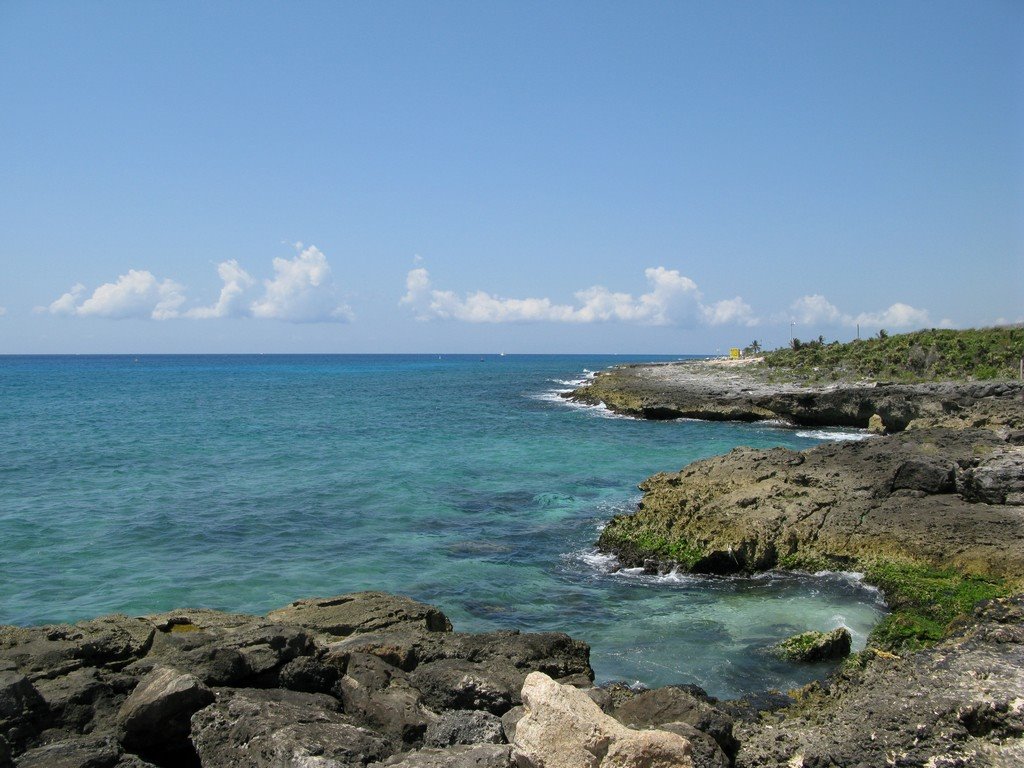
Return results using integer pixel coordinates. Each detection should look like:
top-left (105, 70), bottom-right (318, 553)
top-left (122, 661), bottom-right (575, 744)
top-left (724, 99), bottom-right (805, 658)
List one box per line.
top-left (41, 245), bottom-right (351, 324)
top-left (0, 306), bottom-right (7, 317)
top-left (852, 302), bottom-right (931, 330)
top-left (185, 260), bottom-right (254, 319)
top-left (788, 294), bottom-right (846, 325)
top-left (43, 272), bottom-right (186, 320)
top-left (785, 294), bottom-right (933, 331)
top-left (702, 296), bottom-right (759, 327)
top-left (400, 264), bottom-right (755, 327)
top-left (250, 245), bottom-right (353, 322)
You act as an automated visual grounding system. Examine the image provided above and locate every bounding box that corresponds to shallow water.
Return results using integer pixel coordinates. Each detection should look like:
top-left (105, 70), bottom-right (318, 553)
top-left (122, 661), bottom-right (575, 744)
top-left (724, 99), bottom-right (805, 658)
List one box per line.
top-left (0, 354), bottom-right (884, 698)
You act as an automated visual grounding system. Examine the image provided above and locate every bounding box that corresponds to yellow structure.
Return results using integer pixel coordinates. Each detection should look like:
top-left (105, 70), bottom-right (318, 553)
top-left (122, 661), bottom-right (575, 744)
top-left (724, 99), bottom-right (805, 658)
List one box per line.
top-left (729, 347), bottom-right (741, 359)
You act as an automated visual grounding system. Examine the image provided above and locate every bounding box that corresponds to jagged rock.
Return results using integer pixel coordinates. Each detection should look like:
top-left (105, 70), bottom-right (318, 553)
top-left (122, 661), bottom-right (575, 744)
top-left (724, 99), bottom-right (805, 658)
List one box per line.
top-left (190, 687), bottom-right (392, 767)
top-left (0, 616), bottom-right (152, 681)
top-left (735, 595), bottom-right (1024, 767)
top-left (370, 744), bottom-right (513, 767)
top-left (0, 673), bottom-right (45, 751)
top-left (611, 686), bottom-right (737, 761)
top-left (276, 654), bottom-right (341, 693)
top-left (424, 710), bottom-right (504, 747)
top-left (13, 733), bottom-right (121, 768)
top-left (266, 592), bottom-right (453, 638)
top-left (412, 659), bottom-right (517, 716)
top-left (891, 458), bottom-right (955, 493)
top-left (771, 628), bottom-right (852, 663)
top-left (868, 413), bottom-right (886, 434)
top-left (658, 723), bottom-right (729, 768)
top-left (957, 446), bottom-right (1024, 504)
top-left (512, 672), bottom-right (692, 768)
top-left (115, 666), bottom-right (213, 753)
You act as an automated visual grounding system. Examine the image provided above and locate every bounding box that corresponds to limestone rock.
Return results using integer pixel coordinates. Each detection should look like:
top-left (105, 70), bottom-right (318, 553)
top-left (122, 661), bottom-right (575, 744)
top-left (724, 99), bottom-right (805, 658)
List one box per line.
top-left (771, 628), bottom-right (852, 662)
top-left (190, 687), bottom-right (391, 767)
top-left (868, 413), bottom-right (886, 434)
top-left (511, 672), bottom-right (692, 768)
top-left (115, 666), bottom-right (213, 752)
top-left (266, 592), bottom-right (453, 638)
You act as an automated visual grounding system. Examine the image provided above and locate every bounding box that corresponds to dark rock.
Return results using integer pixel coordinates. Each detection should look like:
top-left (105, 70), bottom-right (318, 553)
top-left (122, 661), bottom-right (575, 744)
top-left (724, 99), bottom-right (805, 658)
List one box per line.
top-left (772, 628), bottom-right (852, 662)
top-left (190, 687), bottom-right (392, 767)
top-left (0, 672), bottom-right (46, 751)
top-left (370, 744), bottom-right (513, 768)
top-left (499, 706), bottom-right (524, 745)
top-left (612, 686), bottom-right (738, 760)
top-left (266, 592), bottom-right (452, 638)
top-left (411, 659), bottom-right (517, 716)
top-left (276, 655), bottom-right (341, 694)
top-left (13, 733), bottom-right (121, 768)
top-left (658, 722), bottom-right (729, 768)
top-left (891, 459), bottom-right (955, 494)
top-left (115, 666), bottom-right (213, 754)
top-left (424, 710), bottom-right (504, 747)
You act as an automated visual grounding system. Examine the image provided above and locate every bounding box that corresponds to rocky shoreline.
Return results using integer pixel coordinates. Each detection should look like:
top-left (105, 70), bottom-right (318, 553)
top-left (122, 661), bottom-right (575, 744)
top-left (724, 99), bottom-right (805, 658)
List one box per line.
top-left (1, 591), bottom-right (742, 768)
top-left (6, 358), bottom-right (1023, 767)
top-left (568, 357), bottom-right (1024, 765)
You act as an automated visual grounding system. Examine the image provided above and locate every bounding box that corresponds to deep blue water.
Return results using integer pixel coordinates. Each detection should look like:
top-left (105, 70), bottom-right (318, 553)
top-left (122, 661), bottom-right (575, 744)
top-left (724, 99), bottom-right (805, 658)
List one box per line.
top-left (0, 354), bottom-right (884, 697)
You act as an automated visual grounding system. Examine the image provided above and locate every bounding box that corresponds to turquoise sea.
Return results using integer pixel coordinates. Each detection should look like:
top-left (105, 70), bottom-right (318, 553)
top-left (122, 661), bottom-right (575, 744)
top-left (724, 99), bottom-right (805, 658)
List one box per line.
top-left (0, 354), bottom-right (885, 698)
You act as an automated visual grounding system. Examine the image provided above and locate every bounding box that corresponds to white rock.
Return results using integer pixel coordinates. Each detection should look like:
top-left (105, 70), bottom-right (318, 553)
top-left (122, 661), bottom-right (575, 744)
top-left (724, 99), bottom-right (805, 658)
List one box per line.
top-left (512, 672), bottom-right (692, 768)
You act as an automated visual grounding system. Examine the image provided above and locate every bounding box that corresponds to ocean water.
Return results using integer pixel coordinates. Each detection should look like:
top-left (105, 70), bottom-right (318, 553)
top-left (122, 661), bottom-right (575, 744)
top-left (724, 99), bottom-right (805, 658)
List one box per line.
top-left (0, 354), bottom-right (885, 698)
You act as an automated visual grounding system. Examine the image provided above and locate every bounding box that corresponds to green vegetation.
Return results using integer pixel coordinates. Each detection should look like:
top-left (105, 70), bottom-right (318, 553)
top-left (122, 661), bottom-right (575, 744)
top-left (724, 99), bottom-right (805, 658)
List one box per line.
top-left (598, 520), bottom-right (704, 569)
top-left (763, 326), bottom-right (1024, 382)
top-left (864, 560), bottom-right (1012, 651)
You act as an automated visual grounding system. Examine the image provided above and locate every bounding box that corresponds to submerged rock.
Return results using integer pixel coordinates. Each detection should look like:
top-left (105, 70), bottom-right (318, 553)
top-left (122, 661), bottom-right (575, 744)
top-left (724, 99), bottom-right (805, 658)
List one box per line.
top-left (771, 628), bottom-right (852, 663)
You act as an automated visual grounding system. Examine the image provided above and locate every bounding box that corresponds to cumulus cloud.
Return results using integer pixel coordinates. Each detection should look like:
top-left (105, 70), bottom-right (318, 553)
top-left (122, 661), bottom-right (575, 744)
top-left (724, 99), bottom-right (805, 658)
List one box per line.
top-left (788, 294), bottom-right (845, 326)
top-left (702, 297), bottom-right (759, 327)
top-left (185, 260), bottom-right (254, 319)
top-left (852, 302), bottom-right (931, 329)
top-left (400, 264), bottom-right (754, 327)
top-left (40, 245), bottom-right (351, 323)
top-left (43, 272), bottom-right (186, 320)
top-left (785, 294), bottom-right (933, 331)
top-left (250, 244), bottom-right (353, 322)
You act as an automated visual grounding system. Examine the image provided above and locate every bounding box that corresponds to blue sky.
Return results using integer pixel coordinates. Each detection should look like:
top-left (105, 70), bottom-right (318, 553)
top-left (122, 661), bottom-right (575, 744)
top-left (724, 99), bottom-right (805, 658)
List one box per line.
top-left (1, 2), bottom-right (1021, 353)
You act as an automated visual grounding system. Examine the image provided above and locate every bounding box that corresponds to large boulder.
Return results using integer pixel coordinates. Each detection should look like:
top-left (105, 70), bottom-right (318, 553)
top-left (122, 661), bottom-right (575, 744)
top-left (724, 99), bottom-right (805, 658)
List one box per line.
top-left (511, 672), bottom-right (692, 768)
top-left (190, 688), bottom-right (391, 767)
top-left (115, 666), bottom-right (213, 754)
top-left (266, 592), bottom-right (452, 638)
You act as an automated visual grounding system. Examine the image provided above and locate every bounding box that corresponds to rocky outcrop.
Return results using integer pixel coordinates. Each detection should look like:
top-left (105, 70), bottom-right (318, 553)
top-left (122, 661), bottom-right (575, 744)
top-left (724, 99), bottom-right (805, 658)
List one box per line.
top-left (0, 592), bottom-right (603, 768)
top-left (511, 672), bottom-right (693, 768)
top-left (737, 595), bottom-right (1024, 767)
top-left (567, 360), bottom-right (1024, 433)
top-left (598, 427), bottom-right (1024, 579)
top-left (771, 629), bottom-right (851, 663)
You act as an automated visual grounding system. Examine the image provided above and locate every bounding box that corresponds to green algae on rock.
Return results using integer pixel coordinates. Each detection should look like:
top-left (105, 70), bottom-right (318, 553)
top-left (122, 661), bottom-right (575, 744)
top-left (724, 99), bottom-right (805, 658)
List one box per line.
top-left (772, 628), bottom-right (852, 663)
